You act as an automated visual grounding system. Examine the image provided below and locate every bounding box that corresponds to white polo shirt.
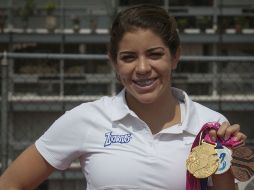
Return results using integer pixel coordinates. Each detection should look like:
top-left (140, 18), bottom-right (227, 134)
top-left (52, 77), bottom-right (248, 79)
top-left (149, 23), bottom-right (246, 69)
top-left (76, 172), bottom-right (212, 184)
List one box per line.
top-left (35, 88), bottom-right (227, 190)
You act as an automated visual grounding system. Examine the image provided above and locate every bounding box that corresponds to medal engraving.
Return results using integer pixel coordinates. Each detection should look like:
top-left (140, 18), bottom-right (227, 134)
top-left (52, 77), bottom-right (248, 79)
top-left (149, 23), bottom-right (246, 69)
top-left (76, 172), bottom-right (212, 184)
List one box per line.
top-left (215, 146), bottom-right (232, 174)
top-left (186, 142), bottom-right (219, 178)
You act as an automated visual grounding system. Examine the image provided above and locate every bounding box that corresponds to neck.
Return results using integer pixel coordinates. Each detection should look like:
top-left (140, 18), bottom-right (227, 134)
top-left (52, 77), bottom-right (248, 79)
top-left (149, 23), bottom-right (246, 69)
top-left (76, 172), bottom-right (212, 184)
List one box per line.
top-left (126, 89), bottom-right (181, 134)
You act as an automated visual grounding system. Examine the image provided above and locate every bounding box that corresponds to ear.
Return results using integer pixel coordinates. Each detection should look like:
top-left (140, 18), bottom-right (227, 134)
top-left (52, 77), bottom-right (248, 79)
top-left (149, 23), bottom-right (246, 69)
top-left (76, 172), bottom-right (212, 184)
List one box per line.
top-left (171, 48), bottom-right (181, 70)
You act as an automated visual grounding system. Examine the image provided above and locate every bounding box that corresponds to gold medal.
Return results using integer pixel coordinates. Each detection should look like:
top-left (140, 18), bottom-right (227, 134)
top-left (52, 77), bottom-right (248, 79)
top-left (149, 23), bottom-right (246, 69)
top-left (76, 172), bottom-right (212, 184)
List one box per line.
top-left (186, 142), bottom-right (219, 178)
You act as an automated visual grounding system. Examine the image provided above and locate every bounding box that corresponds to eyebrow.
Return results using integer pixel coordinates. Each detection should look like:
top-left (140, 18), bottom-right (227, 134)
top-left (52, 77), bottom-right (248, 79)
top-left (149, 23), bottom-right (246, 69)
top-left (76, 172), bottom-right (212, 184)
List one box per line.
top-left (119, 51), bottom-right (135, 55)
top-left (146, 47), bottom-right (165, 53)
top-left (119, 47), bottom-right (165, 55)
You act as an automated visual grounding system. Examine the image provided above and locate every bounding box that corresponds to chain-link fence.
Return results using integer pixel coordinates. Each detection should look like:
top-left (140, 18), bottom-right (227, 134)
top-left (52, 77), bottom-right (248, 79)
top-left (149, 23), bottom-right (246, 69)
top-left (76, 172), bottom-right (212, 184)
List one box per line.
top-left (1, 52), bottom-right (254, 190)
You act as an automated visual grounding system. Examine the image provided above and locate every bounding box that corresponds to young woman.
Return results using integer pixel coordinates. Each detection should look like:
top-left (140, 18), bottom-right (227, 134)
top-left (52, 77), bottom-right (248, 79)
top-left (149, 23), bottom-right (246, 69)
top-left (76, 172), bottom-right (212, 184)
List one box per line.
top-left (0, 4), bottom-right (247, 190)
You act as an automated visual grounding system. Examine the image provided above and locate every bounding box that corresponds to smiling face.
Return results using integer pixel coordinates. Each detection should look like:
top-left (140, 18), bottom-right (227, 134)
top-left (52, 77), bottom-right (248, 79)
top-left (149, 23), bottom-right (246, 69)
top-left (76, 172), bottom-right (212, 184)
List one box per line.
top-left (114, 29), bottom-right (179, 106)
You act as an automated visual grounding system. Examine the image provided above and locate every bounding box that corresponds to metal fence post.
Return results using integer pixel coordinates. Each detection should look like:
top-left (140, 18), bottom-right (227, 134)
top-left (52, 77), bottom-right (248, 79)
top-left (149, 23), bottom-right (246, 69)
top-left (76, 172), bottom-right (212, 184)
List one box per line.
top-left (1, 51), bottom-right (9, 174)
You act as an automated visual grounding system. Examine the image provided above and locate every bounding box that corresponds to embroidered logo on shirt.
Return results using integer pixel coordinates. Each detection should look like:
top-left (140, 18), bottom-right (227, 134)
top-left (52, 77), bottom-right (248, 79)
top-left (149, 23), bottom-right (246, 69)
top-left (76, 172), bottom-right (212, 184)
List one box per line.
top-left (104, 132), bottom-right (132, 147)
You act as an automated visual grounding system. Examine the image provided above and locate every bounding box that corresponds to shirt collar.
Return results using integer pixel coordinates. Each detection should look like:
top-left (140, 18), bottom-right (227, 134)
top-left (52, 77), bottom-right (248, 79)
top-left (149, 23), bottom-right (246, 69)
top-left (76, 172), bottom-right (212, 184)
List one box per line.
top-left (109, 89), bottom-right (132, 121)
top-left (171, 87), bottom-right (201, 135)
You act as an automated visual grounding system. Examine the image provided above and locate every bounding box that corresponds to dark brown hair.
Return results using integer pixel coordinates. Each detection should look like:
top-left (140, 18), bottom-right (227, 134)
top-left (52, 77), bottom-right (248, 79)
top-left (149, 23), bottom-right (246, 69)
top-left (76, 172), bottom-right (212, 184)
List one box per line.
top-left (108, 4), bottom-right (180, 63)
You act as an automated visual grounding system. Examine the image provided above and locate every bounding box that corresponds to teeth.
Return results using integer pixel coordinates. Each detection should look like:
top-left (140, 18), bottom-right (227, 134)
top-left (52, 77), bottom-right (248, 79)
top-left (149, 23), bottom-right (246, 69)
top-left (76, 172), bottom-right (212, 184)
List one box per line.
top-left (135, 79), bottom-right (155, 87)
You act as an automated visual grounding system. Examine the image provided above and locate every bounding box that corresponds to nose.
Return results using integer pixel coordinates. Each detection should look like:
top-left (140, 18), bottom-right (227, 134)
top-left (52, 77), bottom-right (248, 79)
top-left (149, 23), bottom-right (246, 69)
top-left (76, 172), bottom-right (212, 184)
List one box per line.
top-left (135, 57), bottom-right (151, 75)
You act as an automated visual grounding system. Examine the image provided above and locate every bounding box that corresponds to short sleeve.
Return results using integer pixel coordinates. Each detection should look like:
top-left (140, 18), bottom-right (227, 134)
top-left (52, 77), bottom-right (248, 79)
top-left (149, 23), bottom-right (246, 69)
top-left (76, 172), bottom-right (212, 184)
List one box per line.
top-left (35, 106), bottom-right (89, 170)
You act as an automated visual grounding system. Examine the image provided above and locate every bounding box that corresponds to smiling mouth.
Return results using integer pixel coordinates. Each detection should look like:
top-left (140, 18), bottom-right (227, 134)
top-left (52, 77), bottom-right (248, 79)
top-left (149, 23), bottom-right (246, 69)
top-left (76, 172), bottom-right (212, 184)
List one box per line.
top-left (133, 78), bottom-right (157, 87)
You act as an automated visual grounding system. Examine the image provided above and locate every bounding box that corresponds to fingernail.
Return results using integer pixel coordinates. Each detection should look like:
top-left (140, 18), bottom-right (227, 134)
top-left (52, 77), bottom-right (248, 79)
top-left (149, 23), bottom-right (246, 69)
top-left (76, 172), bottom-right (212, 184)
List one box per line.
top-left (212, 136), bottom-right (216, 142)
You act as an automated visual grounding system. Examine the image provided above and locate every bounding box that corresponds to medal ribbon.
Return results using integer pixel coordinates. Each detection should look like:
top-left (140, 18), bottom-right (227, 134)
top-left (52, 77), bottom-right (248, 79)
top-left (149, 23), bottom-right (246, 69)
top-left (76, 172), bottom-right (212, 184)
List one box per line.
top-left (186, 122), bottom-right (243, 190)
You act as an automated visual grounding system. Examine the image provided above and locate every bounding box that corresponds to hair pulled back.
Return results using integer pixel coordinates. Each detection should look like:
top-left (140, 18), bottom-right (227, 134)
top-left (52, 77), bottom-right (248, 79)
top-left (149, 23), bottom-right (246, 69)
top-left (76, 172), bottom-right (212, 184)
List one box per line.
top-left (108, 4), bottom-right (180, 63)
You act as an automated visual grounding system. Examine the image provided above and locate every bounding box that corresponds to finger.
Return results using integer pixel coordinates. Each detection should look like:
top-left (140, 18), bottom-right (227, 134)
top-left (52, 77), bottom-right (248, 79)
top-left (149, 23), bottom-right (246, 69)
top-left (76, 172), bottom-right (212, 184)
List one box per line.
top-left (217, 121), bottom-right (230, 138)
top-left (232, 132), bottom-right (247, 142)
top-left (225, 124), bottom-right (240, 140)
top-left (208, 129), bottom-right (217, 142)
top-left (220, 123), bottom-right (240, 141)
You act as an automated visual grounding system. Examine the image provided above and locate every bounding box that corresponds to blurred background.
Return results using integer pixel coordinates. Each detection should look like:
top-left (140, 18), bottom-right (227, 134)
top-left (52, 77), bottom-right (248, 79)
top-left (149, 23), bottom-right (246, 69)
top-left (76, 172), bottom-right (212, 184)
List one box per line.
top-left (0, 0), bottom-right (253, 189)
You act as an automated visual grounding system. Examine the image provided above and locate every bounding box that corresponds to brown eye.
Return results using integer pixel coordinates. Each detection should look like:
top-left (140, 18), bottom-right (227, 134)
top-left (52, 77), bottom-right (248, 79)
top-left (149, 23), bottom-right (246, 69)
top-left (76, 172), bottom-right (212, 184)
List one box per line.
top-left (120, 55), bottom-right (136, 63)
top-left (149, 52), bottom-right (164, 60)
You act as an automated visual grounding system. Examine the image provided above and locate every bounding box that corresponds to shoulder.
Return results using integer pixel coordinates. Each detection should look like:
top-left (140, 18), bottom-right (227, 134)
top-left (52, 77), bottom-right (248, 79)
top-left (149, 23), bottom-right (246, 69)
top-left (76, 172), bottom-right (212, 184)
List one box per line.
top-left (173, 87), bottom-right (227, 123)
top-left (41, 95), bottom-right (116, 134)
top-left (46, 92), bottom-right (126, 133)
top-left (62, 95), bottom-right (115, 124)
top-left (66, 90), bottom-right (128, 124)
top-left (192, 101), bottom-right (227, 123)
